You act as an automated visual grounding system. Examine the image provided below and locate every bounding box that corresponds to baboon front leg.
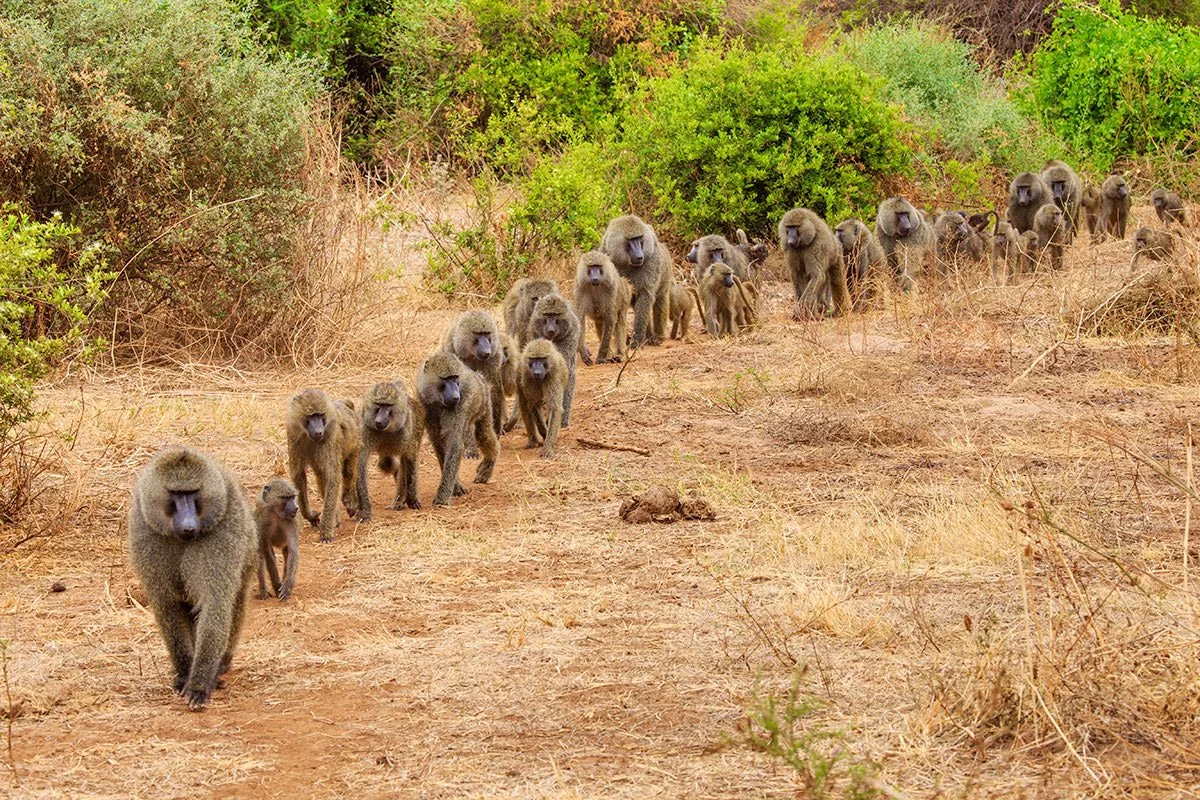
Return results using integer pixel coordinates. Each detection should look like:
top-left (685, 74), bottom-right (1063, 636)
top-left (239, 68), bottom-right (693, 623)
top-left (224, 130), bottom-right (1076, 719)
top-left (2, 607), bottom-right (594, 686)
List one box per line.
top-left (149, 597), bottom-right (194, 693)
top-left (561, 363), bottom-right (576, 428)
top-left (354, 446), bottom-right (373, 522)
top-left (318, 465), bottom-right (341, 543)
top-left (278, 541), bottom-right (297, 601)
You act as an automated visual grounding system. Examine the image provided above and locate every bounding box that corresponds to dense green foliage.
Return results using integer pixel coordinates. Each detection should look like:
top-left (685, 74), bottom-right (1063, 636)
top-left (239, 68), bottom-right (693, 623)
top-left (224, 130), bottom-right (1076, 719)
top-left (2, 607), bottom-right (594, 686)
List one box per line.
top-left (0, 0), bottom-right (322, 352)
top-left (0, 207), bottom-right (109, 438)
top-left (1027, 0), bottom-right (1200, 167)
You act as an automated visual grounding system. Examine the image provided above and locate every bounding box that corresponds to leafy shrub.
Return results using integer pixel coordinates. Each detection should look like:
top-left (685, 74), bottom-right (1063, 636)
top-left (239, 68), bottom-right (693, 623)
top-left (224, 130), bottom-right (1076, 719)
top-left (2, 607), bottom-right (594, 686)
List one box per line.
top-left (0, 0), bottom-right (322, 358)
top-left (1026, 0), bottom-right (1200, 168)
top-left (0, 207), bottom-right (110, 439)
top-left (618, 38), bottom-right (913, 235)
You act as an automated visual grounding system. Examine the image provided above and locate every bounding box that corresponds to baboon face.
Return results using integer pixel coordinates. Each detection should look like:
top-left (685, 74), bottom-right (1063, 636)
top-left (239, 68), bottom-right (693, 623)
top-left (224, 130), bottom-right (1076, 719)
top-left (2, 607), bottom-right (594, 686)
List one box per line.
top-left (783, 223), bottom-right (814, 249)
top-left (261, 479), bottom-right (299, 521)
top-left (1105, 176), bottom-right (1128, 199)
top-left (364, 382), bottom-right (409, 433)
top-left (290, 389), bottom-right (334, 443)
top-left (624, 235), bottom-right (646, 267)
top-left (530, 295), bottom-right (571, 342)
top-left (432, 374), bottom-right (461, 408)
top-left (715, 265), bottom-right (735, 288)
top-left (707, 245), bottom-right (726, 264)
top-left (894, 211), bottom-right (917, 237)
top-left (1152, 190), bottom-right (1166, 211)
top-left (469, 330), bottom-right (493, 360)
top-left (137, 448), bottom-right (228, 542)
top-left (166, 490), bottom-right (204, 540)
top-left (527, 356), bottom-right (550, 381)
top-left (303, 413), bottom-right (327, 442)
top-left (583, 259), bottom-right (607, 286)
top-left (1015, 182), bottom-right (1036, 206)
top-left (1049, 180), bottom-right (1067, 201)
top-left (685, 240), bottom-right (699, 264)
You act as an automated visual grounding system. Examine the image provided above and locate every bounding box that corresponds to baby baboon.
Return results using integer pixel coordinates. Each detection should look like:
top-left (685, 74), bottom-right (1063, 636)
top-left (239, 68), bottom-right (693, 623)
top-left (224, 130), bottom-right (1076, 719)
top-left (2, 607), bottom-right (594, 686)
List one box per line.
top-left (1130, 226), bottom-right (1176, 272)
top-left (933, 211), bottom-right (986, 271)
top-left (1080, 184), bottom-right (1102, 237)
top-left (600, 214), bottom-right (672, 347)
top-left (515, 338), bottom-right (568, 458)
top-left (667, 282), bottom-right (694, 340)
top-left (127, 447), bottom-right (256, 710)
top-left (500, 333), bottom-right (519, 420)
top-left (1006, 172), bottom-right (1052, 234)
top-left (524, 293), bottom-right (580, 428)
top-left (991, 220), bottom-right (1019, 284)
top-left (1033, 204), bottom-right (1068, 270)
top-left (502, 278), bottom-right (560, 343)
top-left (1097, 173), bottom-right (1131, 241)
top-left (287, 388), bottom-right (361, 543)
top-left (1151, 188), bottom-right (1188, 227)
top-left (255, 478), bottom-right (299, 601)
top-left (687, 233), bottom-right (751, 284)
top-left (443, 309), bottom-right (505, 436)
top-left (355, 380), bottom-right (426, 519)
top-left (874, 197), bottom-right (933, 292)
top-left (1040, 160), bottom-right (1083, 240)
top-left (834, 218), bottom-right (886, 304)
top-left (573, 250), bottom-right (629, 365)
top-left (696, 263), bottom-right (755, 337)
top-left (779, 207), bottom-right (850, 318)
top-left (418, 350), bottom-right (497, 507)
top-left (1016, 230), bottom-right (1041, 275)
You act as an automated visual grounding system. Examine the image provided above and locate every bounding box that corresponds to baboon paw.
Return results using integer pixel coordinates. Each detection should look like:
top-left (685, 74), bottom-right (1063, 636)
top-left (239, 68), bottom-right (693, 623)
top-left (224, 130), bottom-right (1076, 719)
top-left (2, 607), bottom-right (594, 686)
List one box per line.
top-left (278, 588), bottom-right (292, 601)
top-left (452, 483), bottom-right (467, 497)
top-left (407, 499), bottom-right (422, 510)
top-left (318, 533), bottom-right (336, 543)
top-left (524, 440), bottom-right (540, 449)
top-left (540, 449), bottom-right (555, 459)
top-left (647, 337), bottom-right (663, 346)
top-left (357, 513), bottom-right (372, 524)
top-left (184, 687), bottom-right (211, 711)
top-left (605, 356), bottom-right (622, 364)
top-left (463, 446), bottom-right (480, 459)
top-left (173, 675), bottom-right (187, 694)
top-left (255, 590), bottom-right (271, 600)
top-left (433, 496), bottom-right (452, 507)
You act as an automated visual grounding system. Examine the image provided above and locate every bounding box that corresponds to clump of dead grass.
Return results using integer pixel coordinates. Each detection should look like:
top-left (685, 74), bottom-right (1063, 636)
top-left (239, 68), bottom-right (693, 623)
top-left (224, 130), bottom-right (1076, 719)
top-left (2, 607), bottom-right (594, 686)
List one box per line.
top-left (1078, 260), bottom-right (1200, 339)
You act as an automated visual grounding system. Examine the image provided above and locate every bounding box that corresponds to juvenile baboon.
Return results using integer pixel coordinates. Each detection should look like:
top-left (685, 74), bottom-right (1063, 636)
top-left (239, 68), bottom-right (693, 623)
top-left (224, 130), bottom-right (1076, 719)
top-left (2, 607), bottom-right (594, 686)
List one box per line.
top-left (255, 478), bottom-right (299, 601)
top-left (417, 351), bottom-right (497, 507)
top-left (442, 310), bottom-right (505, 436)
top-left (667, 282), bottom-right (694, 340)
top-left (1006, 172), bottom-right (1052, 234)
top-left (1033, 203), bottom-right (1068, 270)
top-left (524, 293), bottom-right (580, 428)
top-left (287, 388), bottom-right (361, 543)
top-left (1097, 174), bottom-right (1131, 240)
top-left (735, 229), bottom-right (770, 274)
top-left (355, 380), bottom-right (425, 519)
top-left (1130, 226), bottom-right (1176, 272)
top-left (687, 234), bottom-right (751, 284)
top-left (1016, 230), bottom-right (1041, 275)
top-left (834, 218), bottom-right (885, 303)
top-left (500, 333), bottom-right (519, 414)
top-left (1080, 184), bottom-right (1102, 237)
top-left (600, 214), bottom-right (672, 347)
top-left (933, 211), bottom-right (986, 270)
top-left (874, 197), bottom-right (933, 292)
top-left (515, 338), bottom-right (568, 458)
top-left (696, 263), bottom-right (755, 337)
top-left (573, 250), bottom-right (629, 365)
top-left (502, 278), bottom-right (560, 343)
top-left (991, 220), bottom-right (1019, 284)
top-left (1151, 188), bottom-right (1188, 227)
top-left (127, 447), bottom-right (256, 710)
top-left (1040, 160), bottom-right (1083, 240)
top-left (779, 207), bottom-right (850, 318)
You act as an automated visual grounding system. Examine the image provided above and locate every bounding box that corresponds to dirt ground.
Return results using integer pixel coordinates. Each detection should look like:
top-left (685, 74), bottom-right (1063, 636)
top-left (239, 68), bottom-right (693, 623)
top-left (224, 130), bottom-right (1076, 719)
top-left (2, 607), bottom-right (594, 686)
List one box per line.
top-left (3, 218), bottom-right (1200, 798)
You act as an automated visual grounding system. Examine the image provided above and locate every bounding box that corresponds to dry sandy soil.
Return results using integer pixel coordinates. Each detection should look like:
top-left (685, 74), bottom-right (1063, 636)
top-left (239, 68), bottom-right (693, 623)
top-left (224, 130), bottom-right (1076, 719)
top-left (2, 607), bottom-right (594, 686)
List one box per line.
top-left (2, 214), bottom-right (1200, 799)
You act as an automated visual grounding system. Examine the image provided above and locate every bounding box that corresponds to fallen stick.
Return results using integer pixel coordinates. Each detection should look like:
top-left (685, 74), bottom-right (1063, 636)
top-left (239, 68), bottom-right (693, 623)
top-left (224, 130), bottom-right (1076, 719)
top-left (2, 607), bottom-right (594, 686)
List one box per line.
top-left (575, 437), bottom-right (651, 457)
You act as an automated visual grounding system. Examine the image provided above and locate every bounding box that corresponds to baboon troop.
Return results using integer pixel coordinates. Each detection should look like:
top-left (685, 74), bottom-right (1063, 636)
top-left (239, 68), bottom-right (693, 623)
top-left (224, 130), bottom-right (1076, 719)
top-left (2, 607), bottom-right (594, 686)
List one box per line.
top-left (1007, 172), bottom-right (1052, 234)
top-left (1130, 226), bottom-right (1176, 271)
top-left (1097, 174), bottom-right (1131, 240)
top-left (1151, 189), bottom-right (1188, 227)
top-left (667, 282), bottom-right (694, 340)
top-left (514, 338), bottom-right (568, 458)
top-left (356, 379), bottom-right (425, 518)
top-left (127, 447), bottom-right (256, 709)
top-left (287, 388), bottom-right (361, 543)
top-left (573, 250), bottom-right (630, 365)
top-left (256, 478), bottom-right (300, 601)
top-left (418, 350), bottom-right (497, 507)
top-left (875, 197), bottom-right (933, 292)
top-left (779, 207), bottom-right (850, 318)
top-left (600, 214), bottom-right (672, 347)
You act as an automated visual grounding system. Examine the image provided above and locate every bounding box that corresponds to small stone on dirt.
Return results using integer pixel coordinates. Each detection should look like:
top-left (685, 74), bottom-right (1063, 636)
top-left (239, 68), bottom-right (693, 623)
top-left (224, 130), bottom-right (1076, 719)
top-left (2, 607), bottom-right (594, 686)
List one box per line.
top-left (619, 485), bottom-right (717, 524)
top-left (50, 581), bottom-right (67, 593)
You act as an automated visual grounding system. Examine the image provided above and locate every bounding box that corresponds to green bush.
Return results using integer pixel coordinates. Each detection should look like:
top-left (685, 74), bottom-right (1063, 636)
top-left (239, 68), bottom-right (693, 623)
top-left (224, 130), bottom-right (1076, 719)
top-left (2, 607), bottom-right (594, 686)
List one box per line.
top-left (0, 0), bottom-right (321, 356)
top-left (1026, 0), bottom-right (1200, 168)
top-left (618, 38), bottom-right (913, 236)
top-left (842, 19), bottom-right (1057, 169)
top-left (0, 207), bottom-right (110, 438)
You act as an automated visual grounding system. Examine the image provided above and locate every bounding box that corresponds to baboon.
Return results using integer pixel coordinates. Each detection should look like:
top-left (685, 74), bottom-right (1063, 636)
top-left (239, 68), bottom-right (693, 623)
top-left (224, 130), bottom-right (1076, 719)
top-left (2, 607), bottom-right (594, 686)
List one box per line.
top-left (875, 197), bottom-right (934, 292)
top-left (695, 263), bottom-right (755, 337)
top-left (287, 388), bottom-right (361, 543)
top-left (355, 380), bottom-right (425, 519)
top-left (734, 229), bottom-right (770, 279)
top-left (1151, 189), bottom-right (1188, 227)
top-left (1016, 230), bottom-right (1041, 275)
top-left (502, 278), bottom-right (561, 344)
top-left (1007, 172), bottom-right (1052, 234)
top-left (991, 220), bottom-right (1019, 284)
top-left (417, 350), bottom-right (498, 507)
top-left (667, 282), bottom-right (694, 340)
top-left (514, 338), bottom-right (568, 458)
top-left (600, 214), bottom-right (672, 347)
top-left (1080, 184), bottom-right (1102, 237)
top-left (1040, 160), bottom-right (1083, 240)
top-left (255, 478), bottom-right (299, 601)
top-left (524, 293), bottom-right (580, 428)
top-left (1033, 203), bottom-right (1068, 270)
top-left (127, 447), bottom-right (256, 710)
top-left (442, 310), bottom-right (505, 436)
top-left (779, 207), bottom-right (850, 318)
top-left (687, 233), bottom-right (751, 283)
top-left (573, 250), bottom-right (629, 365)
top-left (933, 211), bottom-right (987, 270)
top-left (1130, 226), bottom-right (1176, 272)
top-left (1097, 174), bottom-right (1131, 240)
top-left (834, 218), bottom-right (885, 304)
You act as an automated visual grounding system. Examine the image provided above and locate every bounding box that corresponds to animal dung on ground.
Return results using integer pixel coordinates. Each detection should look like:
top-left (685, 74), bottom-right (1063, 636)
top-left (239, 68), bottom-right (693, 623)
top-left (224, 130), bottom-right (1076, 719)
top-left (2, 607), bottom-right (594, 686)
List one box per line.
top-left (618, 485), bottom-right (717, 524)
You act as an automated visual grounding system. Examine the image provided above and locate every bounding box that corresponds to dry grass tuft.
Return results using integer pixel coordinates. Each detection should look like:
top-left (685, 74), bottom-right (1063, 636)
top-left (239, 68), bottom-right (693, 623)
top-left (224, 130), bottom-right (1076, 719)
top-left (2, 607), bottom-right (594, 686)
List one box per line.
top-left (1079, 260), bottom-right (1200, 338)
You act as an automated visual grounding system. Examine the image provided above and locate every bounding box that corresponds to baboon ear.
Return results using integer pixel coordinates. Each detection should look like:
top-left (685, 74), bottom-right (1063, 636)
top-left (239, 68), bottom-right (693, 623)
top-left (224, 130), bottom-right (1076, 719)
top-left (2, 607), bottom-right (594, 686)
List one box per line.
top-left (262, 485), bottom-right (271, 500)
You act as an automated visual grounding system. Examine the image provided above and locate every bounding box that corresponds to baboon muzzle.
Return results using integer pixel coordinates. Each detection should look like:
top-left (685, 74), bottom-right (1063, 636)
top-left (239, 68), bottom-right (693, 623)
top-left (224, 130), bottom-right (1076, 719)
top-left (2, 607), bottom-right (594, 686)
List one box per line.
top-left (305, 414), bottom-right (326, 441)
top-left (440, 381), bottom-right (461, 408)
top-left (170, 491), bottom-right (202, 540)
top-left (530, 359), bottom-right (548, 381)
top-left (722, 274), bottom-right (734, 288)
top-left (281, 498), bottom-right (298, 519)
top-left (785, 227), bottom-right (801, 249)
top-left (473, 334), bottom-right (492, 359)
top-left (587, 266), bottom-right (604, 285)
top-left (373, 405), bottom-right (393, 430)
top-left (627, 240), bottom-right (645, 266)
